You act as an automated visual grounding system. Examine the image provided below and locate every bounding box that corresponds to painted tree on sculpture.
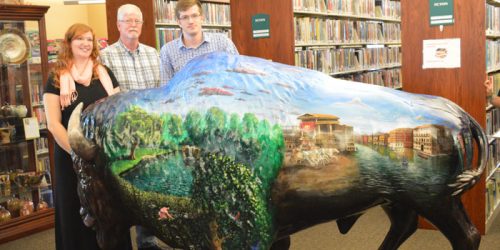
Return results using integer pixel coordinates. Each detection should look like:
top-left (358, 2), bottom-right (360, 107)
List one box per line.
top-left (113, 106), bottom-right (162, 160)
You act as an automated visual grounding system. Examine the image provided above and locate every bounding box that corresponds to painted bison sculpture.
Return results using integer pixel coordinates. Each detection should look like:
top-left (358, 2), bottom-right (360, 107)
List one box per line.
top-left (68, 52), bottom-right (487, 250)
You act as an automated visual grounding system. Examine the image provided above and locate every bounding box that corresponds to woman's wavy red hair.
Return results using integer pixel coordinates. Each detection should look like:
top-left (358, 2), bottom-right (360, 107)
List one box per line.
top-left (52, 23), bottom-right (102, 87)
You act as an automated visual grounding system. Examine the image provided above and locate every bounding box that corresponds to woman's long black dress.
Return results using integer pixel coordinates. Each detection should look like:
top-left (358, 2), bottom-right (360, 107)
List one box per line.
top-left (44, 68), bottom-right (131, 250)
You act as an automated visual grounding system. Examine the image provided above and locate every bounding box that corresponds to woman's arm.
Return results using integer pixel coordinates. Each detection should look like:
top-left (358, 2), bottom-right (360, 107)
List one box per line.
top-left (105, 65), bottom-right (120, 95)
top-left (43, 93), bottom-right (71, 154)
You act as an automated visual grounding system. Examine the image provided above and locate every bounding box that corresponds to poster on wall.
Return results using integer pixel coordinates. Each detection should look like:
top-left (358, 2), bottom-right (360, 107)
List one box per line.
top-left (422, 38), bottom-right (460, 69)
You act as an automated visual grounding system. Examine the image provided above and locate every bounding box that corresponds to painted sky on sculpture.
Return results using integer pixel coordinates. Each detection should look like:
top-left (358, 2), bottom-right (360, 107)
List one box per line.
top-left (115, 52), bottom-right (463, 136)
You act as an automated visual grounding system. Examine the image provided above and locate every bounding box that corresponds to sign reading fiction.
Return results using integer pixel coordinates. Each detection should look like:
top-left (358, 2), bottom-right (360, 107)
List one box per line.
top-left (429, 0), bottom-right (454, 26)
top-left (252, 14), bottom-right (270, 39)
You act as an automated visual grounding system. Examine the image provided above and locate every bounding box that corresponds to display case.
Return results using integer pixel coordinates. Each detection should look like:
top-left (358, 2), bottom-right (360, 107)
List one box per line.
top-left (0, 4), bottom-right (54, 243)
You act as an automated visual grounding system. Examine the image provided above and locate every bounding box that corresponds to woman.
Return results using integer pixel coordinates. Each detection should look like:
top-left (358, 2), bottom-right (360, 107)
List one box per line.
top-left (43, 23), bottom-right (125, 250)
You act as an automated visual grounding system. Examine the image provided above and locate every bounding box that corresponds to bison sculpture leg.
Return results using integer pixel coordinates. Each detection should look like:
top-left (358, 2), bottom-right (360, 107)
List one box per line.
top-left (416, 198), bottom-right (480, 250)
top-left (379, 203), bottom-right (418, 250)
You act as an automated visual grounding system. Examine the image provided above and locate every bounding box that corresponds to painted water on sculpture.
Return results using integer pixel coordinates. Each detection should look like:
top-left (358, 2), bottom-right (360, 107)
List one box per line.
top-left (122, 153), bottom-right (193, 196)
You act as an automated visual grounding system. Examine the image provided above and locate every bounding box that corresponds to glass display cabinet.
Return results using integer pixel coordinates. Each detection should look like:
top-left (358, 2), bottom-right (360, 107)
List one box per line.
top-left (0, 4), bottom-right (54, 243)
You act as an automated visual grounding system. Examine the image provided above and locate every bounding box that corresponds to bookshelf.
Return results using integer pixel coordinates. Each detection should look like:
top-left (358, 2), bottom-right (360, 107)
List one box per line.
top-left (0, 4), bottom-right (55, 243)
top-left (485, 0), bottom-right (500, 233)
top-left (105, 0), bottom-right (231, 51)
top-left (231, 0), bottom-right (402, 88)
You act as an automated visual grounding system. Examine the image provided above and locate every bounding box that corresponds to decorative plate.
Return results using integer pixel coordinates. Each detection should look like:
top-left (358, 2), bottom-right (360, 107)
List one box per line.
top-left (0, 28), bottom-right (30, 64)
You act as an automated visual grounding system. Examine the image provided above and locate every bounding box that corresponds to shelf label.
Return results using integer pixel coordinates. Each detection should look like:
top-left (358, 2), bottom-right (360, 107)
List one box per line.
top-left (252, 14), bottom-right (270, 39)
top-left (429, 0), bottom-right (454, 26)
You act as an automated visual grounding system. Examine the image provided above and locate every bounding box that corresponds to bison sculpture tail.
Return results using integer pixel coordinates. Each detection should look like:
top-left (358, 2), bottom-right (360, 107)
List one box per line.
top-left (380, 113), bottom-right (486, 250)
top-left (448, 114), bottom-right (488, 197)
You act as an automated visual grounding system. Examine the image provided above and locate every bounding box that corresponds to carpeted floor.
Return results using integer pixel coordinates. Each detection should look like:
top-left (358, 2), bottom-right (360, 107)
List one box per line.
top-left (1, 206), bottom-right (499, 250)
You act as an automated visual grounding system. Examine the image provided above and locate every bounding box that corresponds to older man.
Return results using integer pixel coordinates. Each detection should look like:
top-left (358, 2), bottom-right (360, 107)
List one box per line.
top-left (100, 4), bottom-right (161, 90)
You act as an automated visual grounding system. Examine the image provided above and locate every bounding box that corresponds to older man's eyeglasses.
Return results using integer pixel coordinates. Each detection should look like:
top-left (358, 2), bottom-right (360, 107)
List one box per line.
top-left (178, 13), bottom-right (201, 22)
top-left (119, 19), bottom-right (144, 25)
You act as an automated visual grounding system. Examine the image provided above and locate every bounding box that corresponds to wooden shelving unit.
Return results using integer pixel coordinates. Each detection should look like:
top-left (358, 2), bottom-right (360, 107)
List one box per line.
top-left (401, 0), bottom-right (497, 234)
top-left (231, 0), bottom-right (402, 88)
top-left (0, 4), bottom-right (55, 244)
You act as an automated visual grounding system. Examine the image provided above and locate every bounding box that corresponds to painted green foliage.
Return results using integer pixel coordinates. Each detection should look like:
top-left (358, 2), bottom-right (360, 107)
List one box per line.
top-left (108, 106), bottom-right (285, 190)
top-left (192, 153), bottom-right (273, 249)
top-left (109, 106), bottom-right (284, 247)
top-left (160, 113), bottom-right (188, 150)
top-left (109, 105), bottom-right (163, 160)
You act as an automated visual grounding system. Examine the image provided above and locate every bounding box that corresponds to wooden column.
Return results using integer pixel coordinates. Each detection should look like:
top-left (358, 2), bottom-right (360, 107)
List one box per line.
top-left (401, 0), bottom-right (486, 234)
top-left (230, 0), bottom-right (295, 65)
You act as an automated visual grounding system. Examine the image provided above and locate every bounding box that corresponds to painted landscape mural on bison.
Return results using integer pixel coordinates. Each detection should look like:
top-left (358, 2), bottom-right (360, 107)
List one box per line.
top-left (68, 52), bottom-right (486, 250)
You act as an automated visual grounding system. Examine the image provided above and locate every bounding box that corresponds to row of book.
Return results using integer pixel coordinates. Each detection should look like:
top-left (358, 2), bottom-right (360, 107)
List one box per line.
top-left (29, 74), bottom-right (43, 106)
top-left (34, 137), bottom-right (49, 155)
top-left (486, 169), bottom-right (500, 219)
top-left (36, 155), bottom-right (50, 173)
top-left (486, 3), bottom-right (500, 34)
top-left (486, 107), bottom-right (500, 136)
top-left (155, 29), bottom-right (231, 50)
top-left (294, 17), bottom-right (400, 44)
top-left (336, 68), bottom-right (402, 89)
top-left (487, 139), bottom-right (500, 179)
top-left (295, 47), bottom-right (401, 75)
top-left (486, 39), bottom-right (500, 71)
top-left (487, 73), bottom-right (500, 102)
top-left (153, 0), bottom-right (231, 26)
top-left (293, 0), bottom-right (401, 19)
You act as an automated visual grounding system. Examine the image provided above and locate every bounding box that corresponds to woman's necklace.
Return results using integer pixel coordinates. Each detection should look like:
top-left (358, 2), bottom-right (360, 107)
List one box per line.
top-left (72, 58), bottom-right (91, 86)
top-left (74, 58), bottom-right (90, 76)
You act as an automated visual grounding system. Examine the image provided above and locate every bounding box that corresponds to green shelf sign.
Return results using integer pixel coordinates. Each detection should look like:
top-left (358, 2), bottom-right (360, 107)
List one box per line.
top-left (252, 14), bottom-right (270, 39)
top-left (429, 0), bottom-right (454, 26)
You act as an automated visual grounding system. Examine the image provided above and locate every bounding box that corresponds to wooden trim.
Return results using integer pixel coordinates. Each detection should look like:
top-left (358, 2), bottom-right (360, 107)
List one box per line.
top-left (0, 5), bottom-right (49, 20)
top-left (0, 208), bottom-right (54, 244)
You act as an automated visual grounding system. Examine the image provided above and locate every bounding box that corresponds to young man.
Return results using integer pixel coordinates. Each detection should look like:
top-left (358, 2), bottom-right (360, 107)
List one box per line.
top-left (100, 4), bottom-right (161, 90)
top-left (100, 4), bottom-right (163, 250)
top-left (160, 0), bottom-right (239, 84)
